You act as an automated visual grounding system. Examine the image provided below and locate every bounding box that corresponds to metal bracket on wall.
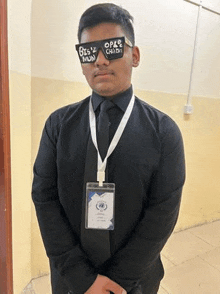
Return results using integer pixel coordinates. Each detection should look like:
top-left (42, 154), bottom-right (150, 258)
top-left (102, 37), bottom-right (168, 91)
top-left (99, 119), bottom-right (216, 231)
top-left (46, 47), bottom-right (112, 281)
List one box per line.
top-left (184, 0), bottom-right (220, 16)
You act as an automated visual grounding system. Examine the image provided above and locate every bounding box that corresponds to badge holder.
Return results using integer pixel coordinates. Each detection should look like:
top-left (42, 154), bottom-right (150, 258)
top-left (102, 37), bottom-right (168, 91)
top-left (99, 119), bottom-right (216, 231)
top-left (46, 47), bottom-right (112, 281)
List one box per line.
top-left (85, 182), bottom-right (115, 230)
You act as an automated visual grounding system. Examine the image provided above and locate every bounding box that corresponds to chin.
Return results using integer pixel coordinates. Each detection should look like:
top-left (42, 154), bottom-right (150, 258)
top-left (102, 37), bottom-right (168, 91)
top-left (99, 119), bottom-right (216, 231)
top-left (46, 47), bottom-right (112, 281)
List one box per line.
top-left (94, 85), bottom-right (116, 97)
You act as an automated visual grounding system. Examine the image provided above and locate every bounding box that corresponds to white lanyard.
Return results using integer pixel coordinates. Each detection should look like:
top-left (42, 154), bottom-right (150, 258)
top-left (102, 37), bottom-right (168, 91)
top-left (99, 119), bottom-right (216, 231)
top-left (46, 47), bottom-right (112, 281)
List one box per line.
top-left (89, 94), bottom-right (135, 186)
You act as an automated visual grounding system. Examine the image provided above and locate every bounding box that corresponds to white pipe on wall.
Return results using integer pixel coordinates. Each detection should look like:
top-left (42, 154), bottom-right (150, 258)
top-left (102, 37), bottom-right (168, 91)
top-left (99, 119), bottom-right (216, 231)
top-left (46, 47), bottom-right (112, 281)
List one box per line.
top-left (184, 0), bottom-right (220, 114)
top-left (184, 0), bottom-right (202, 114)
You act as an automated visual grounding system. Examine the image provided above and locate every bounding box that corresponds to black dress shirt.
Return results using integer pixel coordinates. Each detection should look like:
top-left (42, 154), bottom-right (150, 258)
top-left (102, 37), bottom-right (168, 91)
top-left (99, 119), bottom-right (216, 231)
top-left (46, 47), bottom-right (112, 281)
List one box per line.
top-left (32, 86), bottom-right (185, 294)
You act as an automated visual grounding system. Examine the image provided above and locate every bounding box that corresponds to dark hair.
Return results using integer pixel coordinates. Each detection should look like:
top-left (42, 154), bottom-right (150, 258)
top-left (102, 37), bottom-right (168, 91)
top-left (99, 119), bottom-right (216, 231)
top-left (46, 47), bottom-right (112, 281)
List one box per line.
top-left (78, 3), bottom-right (135, 45)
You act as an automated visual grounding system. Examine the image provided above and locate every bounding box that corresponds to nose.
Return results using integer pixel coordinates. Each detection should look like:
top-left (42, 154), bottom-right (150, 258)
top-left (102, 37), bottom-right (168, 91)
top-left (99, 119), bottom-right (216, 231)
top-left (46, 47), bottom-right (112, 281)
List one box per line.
top-left (95, 49), bottom-right (110, 66)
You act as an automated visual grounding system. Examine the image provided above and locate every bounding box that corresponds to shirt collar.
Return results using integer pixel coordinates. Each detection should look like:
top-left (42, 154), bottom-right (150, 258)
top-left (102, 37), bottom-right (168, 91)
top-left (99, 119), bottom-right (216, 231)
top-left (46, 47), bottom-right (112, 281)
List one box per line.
top-left (92, 85), bottom-right (133, 113)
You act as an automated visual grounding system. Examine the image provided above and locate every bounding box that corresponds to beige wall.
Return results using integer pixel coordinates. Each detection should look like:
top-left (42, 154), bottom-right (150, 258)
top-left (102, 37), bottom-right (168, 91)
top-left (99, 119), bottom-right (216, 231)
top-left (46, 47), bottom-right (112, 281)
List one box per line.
top-left (8, 0), bottom-right (32, 292)
top-left (9, 71), bottom-right (32, 293)
top-left (8, 0), bottom-right (220, 292)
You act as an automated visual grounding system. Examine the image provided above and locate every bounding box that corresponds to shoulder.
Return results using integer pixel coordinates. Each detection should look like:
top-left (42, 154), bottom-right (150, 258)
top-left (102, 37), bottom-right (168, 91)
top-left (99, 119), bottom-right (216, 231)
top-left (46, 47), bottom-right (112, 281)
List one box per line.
top-left (135, 96), bottom-right (183, 150)
top-left (43, 96), bottom-right (90, 140)
top-left (48, 96), bottom-right (90, 126)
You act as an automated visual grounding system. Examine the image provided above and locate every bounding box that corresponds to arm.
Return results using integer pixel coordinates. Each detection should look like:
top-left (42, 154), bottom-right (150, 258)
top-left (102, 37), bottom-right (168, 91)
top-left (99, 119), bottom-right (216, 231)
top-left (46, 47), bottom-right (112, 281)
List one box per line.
top-left (32, 114), bottom-right (97, 293)
top-left (105, 117), bottom-right (185, 291)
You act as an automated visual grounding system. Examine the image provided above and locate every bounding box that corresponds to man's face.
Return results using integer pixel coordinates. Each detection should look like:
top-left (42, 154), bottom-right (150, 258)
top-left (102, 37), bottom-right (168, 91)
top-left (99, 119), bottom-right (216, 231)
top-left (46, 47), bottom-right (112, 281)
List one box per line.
top-left (79, 23), bottom-right (140, 97)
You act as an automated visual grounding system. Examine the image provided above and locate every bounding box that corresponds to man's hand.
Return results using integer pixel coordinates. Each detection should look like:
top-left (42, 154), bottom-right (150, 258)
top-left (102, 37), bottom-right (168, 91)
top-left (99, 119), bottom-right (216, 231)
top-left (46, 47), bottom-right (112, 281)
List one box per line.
top-left (84, 274), bottom-right (127, 294)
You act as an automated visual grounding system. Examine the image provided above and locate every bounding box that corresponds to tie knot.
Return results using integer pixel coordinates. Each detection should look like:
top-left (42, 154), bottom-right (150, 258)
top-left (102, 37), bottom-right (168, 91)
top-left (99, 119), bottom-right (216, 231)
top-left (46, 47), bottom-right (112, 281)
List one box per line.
top-left (100, 99), bottom-right (114, 113)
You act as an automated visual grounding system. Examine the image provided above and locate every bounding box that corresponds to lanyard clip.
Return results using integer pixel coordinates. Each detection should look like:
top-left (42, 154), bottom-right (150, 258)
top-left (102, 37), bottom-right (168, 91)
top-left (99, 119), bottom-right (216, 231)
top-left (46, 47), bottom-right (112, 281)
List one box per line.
top-left (97, 171), bottom-right (105, 186)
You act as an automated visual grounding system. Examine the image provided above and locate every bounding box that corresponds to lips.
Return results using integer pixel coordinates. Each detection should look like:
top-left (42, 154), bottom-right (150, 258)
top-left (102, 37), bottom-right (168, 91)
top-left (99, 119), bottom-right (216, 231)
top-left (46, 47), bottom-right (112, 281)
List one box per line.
top-left (94, 70), bottom-right (114, 77)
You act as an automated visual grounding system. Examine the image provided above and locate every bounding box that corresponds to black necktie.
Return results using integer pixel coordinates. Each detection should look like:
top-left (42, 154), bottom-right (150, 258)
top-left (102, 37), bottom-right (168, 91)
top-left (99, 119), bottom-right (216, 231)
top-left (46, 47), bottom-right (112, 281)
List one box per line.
top-left (97, 99), bottom-right (114, 161)
top-left (80, 101), bottom-right (113, 268)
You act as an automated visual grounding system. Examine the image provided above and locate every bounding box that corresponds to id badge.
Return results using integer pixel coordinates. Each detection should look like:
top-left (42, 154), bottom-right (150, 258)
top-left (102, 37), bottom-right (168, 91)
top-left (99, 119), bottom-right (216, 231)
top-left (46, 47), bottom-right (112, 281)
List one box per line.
top-left (85, 182), bottom-right (115, 230)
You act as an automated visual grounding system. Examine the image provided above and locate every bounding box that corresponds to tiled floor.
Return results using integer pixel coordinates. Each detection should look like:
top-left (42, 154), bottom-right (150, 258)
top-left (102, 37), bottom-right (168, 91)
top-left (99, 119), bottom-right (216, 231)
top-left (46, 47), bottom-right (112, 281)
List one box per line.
top-left (23, 220), bottom-right (220, 294)
top-left (159, 220), bottom-right (220, 294)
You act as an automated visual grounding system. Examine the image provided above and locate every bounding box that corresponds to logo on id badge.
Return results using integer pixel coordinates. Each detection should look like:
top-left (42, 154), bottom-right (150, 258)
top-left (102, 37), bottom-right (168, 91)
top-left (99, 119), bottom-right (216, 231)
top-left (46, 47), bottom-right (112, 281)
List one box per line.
top-left (96, 201), bottom-right (108, 212)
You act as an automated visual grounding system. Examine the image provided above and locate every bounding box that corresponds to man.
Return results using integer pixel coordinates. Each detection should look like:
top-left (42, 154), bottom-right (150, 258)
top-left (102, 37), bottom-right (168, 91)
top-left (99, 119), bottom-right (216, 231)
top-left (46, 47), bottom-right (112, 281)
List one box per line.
top-left (32, 3), bottom-right (185, 294)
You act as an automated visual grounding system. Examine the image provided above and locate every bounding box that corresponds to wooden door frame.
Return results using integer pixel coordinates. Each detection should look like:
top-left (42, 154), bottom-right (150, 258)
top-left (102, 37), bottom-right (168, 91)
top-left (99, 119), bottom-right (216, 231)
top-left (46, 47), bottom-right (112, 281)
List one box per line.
top-left (0, 0), bottom-right (13, 293)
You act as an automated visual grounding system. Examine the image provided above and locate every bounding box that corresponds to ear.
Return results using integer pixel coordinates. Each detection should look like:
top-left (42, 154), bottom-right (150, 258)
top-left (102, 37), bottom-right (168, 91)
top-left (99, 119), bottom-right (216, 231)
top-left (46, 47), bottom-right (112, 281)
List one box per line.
top-left (132, 46), bottom-right (140, 68)
top-left (81, 64), bottom-right (86, 76)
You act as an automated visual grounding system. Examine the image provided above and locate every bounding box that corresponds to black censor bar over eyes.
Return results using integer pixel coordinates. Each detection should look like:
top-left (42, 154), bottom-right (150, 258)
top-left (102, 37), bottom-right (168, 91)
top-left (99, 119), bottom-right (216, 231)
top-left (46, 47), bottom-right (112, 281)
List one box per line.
top-left (75, 36), bottom-right (133, 64)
